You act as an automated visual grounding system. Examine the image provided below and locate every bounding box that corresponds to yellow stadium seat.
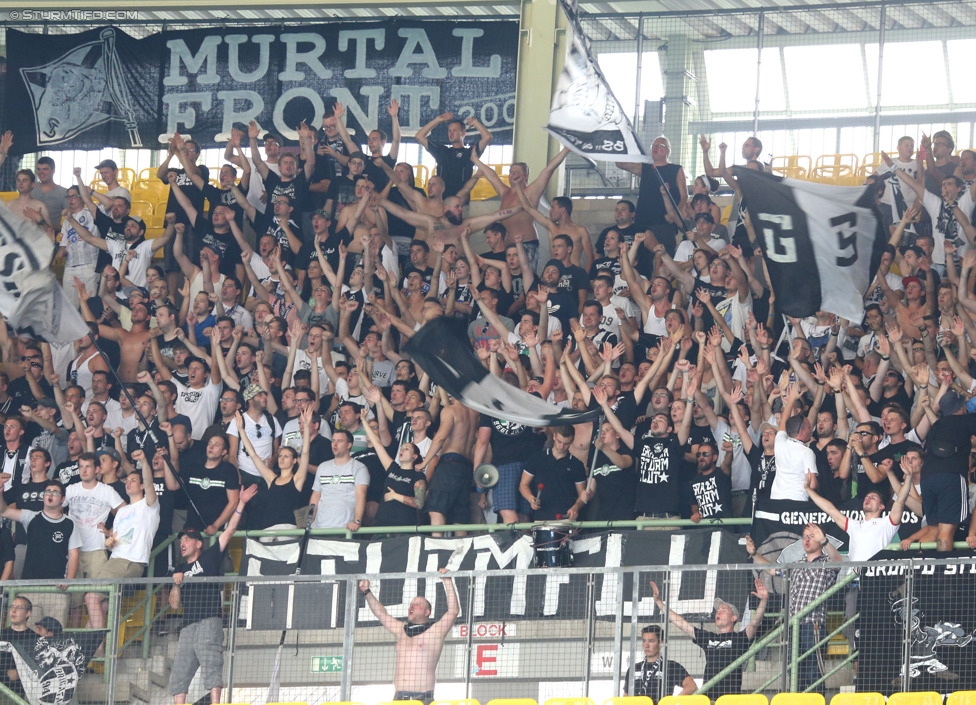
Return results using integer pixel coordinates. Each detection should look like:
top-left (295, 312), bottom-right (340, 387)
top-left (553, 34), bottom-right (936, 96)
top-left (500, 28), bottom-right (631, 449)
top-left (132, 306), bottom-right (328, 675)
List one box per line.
top-left (604, 698), bottom-right (653, 705)
top-left (770, 154), bottom-right (812, 180)
top-left (770, 696), bottom-right (824, 705)
top-left (660, 697), bottom-right (711, 705)
top-left (830, 694), bottom-right (886, 705)
top-left (948, 693), bottom-right (976, 705)
top-left (413, 164), bottom-right (430, 189)
top-left (0, 191), bottom-right (17, 203)
top-left (887, 694), bottom-right (943, 705)
top-left (720, 203), bottom-right (732, 226)
top-left (469, 176), bottom-right (499, 201)
top-left (130, 200), bottom-right (154, 219)
top-left (545, 699), bottom-right (593, 705)
top-left (716, 696), bottom-right (769, 705)
top-left (118, 167), bottom-right (136, 188)
top-left (486, 700), bottom-right (538, 705)
top-left (811, 153), bottom-right (860, 185)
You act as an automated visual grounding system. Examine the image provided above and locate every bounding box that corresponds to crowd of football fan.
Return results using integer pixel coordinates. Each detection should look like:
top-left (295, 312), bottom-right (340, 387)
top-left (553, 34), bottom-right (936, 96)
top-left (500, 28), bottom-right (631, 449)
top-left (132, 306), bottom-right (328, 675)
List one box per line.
top-left (0, 107), bottom-right (975, 692)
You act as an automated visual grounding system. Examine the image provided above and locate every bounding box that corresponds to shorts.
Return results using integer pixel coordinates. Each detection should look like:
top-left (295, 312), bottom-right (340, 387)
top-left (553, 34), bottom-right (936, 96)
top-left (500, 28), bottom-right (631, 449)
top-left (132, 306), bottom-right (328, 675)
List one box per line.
top-left (94, 557), bottom-right (146, 581)
top-left (394, 690), bottom-right (433, 705)
top-left (426, 453), bottom-right (472, 525)
top-left (920, 472), bottom-right (969, 526)
top-left (73, 550), bottom-right (109, 607)
top-left (492, 461), bottom-right (524, 512)
top-left (168, 617), bottom-right (224, 696)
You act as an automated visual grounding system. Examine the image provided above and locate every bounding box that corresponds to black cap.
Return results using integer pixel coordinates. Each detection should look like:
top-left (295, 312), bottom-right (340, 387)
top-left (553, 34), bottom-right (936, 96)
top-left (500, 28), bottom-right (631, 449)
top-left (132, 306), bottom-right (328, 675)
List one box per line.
top-left (37, 616), bottom-right (63, 635)
top-left (179, 527), bottom-right (205, 542)
top-left (96, 159), bottom-right (118, 171)
top-left (695, 212), bottom-right (715, 224)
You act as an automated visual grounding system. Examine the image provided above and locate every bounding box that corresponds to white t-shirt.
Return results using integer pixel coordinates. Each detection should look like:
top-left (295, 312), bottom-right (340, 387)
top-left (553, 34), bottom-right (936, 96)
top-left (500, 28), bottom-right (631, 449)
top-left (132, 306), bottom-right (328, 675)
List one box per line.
top-left (227, 411), bottom-right (283, 477)
top-left (674, 236), bottom-right (727, 263)
top-left (172, 378), bottom-right (223, 440)
top-left (310, 458), bottom-right (369, 529)
top-left (282, 415), bottom-right (331, 452)
top-left (845, 514), bottom-right (899, 563)
top-left (65, 482), bottom-right (126, 551)
top-left (109, 496), bottom-right (161, 564)
top-left (771, 430), bottom-right (817, 501)
top-left (107, 239), bottom-right (155, 288)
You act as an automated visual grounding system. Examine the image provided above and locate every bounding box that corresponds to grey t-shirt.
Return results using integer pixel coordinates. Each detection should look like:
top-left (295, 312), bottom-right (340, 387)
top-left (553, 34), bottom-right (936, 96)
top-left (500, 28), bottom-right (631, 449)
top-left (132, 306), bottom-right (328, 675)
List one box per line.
top-left (30, 184), bottom-right (69, 226)
top-left (310, 458), bottom-right (369, 528)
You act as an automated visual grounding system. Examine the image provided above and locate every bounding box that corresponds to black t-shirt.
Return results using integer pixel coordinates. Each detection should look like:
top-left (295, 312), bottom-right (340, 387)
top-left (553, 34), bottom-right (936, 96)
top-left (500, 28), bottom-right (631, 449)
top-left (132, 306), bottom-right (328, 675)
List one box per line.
top-left (255, 215), bottom-right (303, 266)
top-left (536, 285), bottom-right (578, 332)
top-left (634, 432), bottom-right (685, 516)
top-left (426, 142), bottom-right (478, 197)
top-left (556, 265), bottom-right (590, 298)
top-left (196, 227), bottom-right (242, 279)
top-left (181, 460), bottom-right (241, 530)
top-left (922, 414), bottom-right (976, 477)
top-left (479, 414), bottom-right (543, 467)
top-left (201, 183), bottom-right (246, 226)
top-left (152, 475), bottom-right (175, 545)
top-left (522, 448), bottom-right (586, 521)
top-left (56, 458), bottom-right (82, 486)
top-left (355, 448), bottom-right (387, 505)
top-left (248, 480), bottom-right (304, 530)
top-left (693, 626), bottom-right (754, 698)
top-left (624, 657), bottom-right (690, 700)
top-left (387, 185), bottom-right (423, 242)
top-left (866, 387), bottom-right (913, 418)
top-left (174, 542), bottom-right (226, 625)
top-left (22, 512), bottom-right (75, 580)
top-left (855, 450), bottom-right (896, 501)
top-left (746, 443), bottom-right (776, 502)
top-left (298, 230), bottom-right (352, 275)
top-left (687, 469), bottom-right (733, 519)
top-left (364, 154), bottom-right (396, 191)
top-left (813, 445), bottom-right (844, 506)
top-left (165, 166), bottom-right (210, 225)
top-left (589, 256), bottom-right (621, 280)
top-left (375, 462), bottom-right (426, 527)
top-left (263, 171), bottom-right (311, 216)
top-left (591, 446), bottom-right (636, 521)
top-left (7, 480), bottom-right (48, 512)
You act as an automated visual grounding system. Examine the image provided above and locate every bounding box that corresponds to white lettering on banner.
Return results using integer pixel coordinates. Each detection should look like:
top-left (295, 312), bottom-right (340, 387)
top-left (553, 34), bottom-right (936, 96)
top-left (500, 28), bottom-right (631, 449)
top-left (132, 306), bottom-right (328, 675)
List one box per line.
top-left (160, 29), bottom-right (506, 142)
top-left (758, 213), bottom-right (797, 263)
top-left (453, 622), bottom-right (516, 639)
top-left (590, 651), bottom-right (630, 674)
top-left (668, 532), bottom-right (721, 615)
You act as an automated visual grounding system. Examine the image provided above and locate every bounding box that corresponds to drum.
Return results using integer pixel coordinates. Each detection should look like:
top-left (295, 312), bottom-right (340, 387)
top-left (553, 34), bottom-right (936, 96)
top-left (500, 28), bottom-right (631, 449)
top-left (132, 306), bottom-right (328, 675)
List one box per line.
top-left (533, 523), bottom-right (573, 568)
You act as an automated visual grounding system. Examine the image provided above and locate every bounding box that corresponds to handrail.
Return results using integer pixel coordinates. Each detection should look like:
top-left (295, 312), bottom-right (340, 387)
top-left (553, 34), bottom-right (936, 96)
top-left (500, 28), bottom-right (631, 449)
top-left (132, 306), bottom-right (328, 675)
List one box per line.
top-left (0, 680), bottom-right (31, 705)
top-left (788, 569), bottom-right (858, 691)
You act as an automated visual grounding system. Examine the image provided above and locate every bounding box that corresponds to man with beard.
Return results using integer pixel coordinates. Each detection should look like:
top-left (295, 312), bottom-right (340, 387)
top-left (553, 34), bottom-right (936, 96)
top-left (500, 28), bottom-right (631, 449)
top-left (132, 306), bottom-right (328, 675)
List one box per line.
top-left (359, 568), bottom-right (459, 705)
top-left (688, 440), bottom-right (732, 522)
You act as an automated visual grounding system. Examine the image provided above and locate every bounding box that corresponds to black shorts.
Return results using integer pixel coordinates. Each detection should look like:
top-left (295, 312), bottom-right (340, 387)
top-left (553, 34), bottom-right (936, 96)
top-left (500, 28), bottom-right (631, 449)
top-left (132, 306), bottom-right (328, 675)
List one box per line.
top-left (920, 472), bottom-right (969, 526)
top-left (426, 454), bottom-right (471, 525)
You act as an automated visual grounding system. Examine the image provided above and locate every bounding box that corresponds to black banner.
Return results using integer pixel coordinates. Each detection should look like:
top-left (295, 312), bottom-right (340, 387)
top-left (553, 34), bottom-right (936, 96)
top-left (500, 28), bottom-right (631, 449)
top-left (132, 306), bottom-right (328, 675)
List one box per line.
top-left (241, 529), bottom-right (752, 629)
top-left (751, 497), bottom-right (923, 549)
top-left (859, 551), bottom-right (976, 695)
top-left (3, 21), bottom-right (518, 154)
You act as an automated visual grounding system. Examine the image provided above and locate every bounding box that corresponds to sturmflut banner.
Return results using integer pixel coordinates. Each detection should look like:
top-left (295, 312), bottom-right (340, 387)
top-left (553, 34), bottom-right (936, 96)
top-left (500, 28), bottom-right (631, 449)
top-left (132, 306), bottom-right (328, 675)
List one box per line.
top-left (3, 21), bottom-right (518, 154)
top-left (240, 530), bottom-right (752, 629)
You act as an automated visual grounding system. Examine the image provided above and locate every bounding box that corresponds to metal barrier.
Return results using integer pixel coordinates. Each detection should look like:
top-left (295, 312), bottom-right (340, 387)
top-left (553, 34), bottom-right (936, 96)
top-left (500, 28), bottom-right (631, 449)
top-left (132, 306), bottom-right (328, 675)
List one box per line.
top-left (2, 545), bottom-right (975, 705)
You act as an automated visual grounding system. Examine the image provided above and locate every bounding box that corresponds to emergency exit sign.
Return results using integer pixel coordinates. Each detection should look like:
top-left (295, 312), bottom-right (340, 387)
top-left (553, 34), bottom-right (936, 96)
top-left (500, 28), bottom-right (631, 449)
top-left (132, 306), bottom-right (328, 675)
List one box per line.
top-left (311, 656), bottom-right (343, 673)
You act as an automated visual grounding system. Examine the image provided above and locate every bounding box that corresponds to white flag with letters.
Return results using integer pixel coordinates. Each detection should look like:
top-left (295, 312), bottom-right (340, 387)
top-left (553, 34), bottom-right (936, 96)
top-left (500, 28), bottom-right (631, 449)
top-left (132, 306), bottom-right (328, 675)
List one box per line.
top-left (545, 0), bottom-right (648, 163)
top-left (733, 167), bottom-right (887, 322)
top-left (0, 203), bottom-right (90, 344)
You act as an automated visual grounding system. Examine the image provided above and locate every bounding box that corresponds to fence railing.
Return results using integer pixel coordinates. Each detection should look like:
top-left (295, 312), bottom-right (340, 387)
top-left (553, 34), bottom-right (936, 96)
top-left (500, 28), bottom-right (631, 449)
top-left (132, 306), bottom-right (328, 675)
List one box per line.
top-left (2, 548), bottom-right (975, 705)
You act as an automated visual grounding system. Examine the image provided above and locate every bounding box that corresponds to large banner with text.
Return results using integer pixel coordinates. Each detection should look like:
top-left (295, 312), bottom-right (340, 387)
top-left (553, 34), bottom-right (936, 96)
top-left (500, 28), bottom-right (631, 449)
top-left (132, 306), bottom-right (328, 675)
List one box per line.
top-left (3, 21), bottom-right (518, 154)
top-left (240, 529), bottom-right (753, 629)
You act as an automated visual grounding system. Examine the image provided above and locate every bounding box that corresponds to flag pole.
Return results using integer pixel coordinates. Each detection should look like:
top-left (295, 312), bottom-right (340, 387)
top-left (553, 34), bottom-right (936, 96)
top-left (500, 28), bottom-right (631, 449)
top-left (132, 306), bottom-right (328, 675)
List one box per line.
top-left (83, 332), bottom-right (207, 529)
top-left (647, 161), bottom-right (692, 232)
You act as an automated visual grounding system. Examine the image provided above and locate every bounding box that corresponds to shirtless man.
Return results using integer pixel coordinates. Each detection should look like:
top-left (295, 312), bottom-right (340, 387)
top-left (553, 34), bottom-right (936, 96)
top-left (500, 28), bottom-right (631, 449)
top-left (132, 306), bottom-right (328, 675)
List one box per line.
top-left (472, 148), bottom-right (569, 269)
top-left (6, 169), bottom-right (53, 236)
top-left (515, 185), bottom-right (594, 269)
top-left (419, 391), bottom-right (479, 534)
top-left (76, 280), bottom-right (152, 383)
top-left (379, 192), bottom-right (519, 249)
top-left (359, 567), bottom-right (459, 705)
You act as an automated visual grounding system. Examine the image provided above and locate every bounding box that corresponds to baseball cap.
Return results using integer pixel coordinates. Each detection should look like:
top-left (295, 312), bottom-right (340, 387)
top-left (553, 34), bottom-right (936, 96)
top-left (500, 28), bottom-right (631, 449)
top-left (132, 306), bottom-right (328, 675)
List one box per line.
top-left (939, 391), bottom-right (966, 416)
top-left (128, 215), bottom-right (146, 230)
top-left (179, 527), bottom-right (205, 542)
top-left (261, 132), bottom-right (280, 143)
top-left (348, 151), bottom-right (368, 163)
top-left (122, 285), bottom-right (150, 300)
top-left (33, 397), bottom-right (58, 410)
top-left (312, 209), bottom-right (332, 221)
top-left (759, 422), bottom-right (777, 435)
top-left (695, 212), bottom-right (715, 224)
top-left (96, 447), bottom-right (121, 464)
top-left (900, 245), bottom-right (925, 259)
top-left (714, 597), bottom-right (740, 619)
top-left (95, 159), bottom-right (118, 171)
top-left (243, 384), bottom-right (265, 401)
top-left (543, 259), bottom-right (565, 275)
top-left (902, 276), bottom-right (922, 289)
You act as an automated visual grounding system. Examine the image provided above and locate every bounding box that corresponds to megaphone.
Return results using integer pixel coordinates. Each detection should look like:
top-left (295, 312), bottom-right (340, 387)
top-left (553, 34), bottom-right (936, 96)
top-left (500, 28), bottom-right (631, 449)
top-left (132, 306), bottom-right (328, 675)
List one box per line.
top-left (474, 463), bottom-right (499, 489)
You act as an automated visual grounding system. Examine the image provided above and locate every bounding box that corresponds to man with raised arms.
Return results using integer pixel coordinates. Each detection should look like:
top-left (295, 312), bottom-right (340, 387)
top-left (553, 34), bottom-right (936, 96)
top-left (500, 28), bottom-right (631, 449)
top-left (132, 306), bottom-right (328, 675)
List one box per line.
top-left (359, 567), bottom-right (459, 705)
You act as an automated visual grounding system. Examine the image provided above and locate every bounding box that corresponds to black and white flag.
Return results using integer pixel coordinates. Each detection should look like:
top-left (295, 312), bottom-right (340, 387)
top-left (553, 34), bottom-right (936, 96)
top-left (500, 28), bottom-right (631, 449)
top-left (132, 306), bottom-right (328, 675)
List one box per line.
top-left (733, 167), bottom-right (887, 322)
top-left (404, 317), bottom-right (600, 427)
top-left (0, 204), bottom-right (90, 344)
top-left (545, 0), bottom-right (647, 162)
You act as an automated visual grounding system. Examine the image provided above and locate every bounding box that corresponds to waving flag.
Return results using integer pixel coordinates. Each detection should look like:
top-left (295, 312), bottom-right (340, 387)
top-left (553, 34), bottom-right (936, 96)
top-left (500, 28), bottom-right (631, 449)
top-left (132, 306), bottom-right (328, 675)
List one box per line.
top-left (0, 204), bottom-right (90, 344)
top-left (545, 0), bottom-right (648, 163)
top-left (733, 167), bottom-right (888, 322)
top-left (405, 317), bottom-right (600, 427)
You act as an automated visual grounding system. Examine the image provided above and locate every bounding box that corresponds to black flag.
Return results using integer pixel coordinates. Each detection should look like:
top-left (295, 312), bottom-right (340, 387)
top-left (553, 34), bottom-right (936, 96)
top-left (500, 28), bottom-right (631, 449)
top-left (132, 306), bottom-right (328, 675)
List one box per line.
top-left (404, 317), bottom-right (600, 427)
top-left (733, 167), bottom-right (887, 321)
